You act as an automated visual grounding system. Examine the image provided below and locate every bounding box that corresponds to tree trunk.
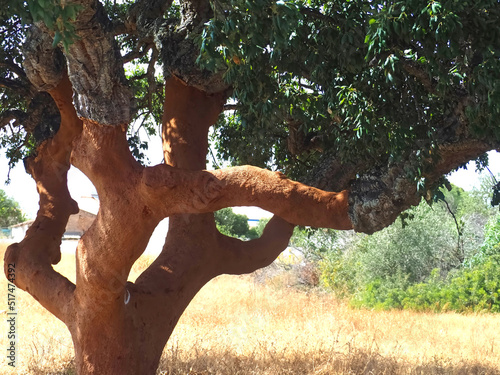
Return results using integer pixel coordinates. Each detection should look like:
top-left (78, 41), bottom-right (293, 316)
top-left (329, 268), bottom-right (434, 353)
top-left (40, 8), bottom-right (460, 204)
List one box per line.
top-left (66, 75), bottom-right (303, 373)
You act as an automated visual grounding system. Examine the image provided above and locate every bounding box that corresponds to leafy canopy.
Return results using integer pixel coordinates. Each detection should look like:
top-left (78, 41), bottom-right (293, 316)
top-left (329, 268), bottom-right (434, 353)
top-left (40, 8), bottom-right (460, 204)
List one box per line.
top-left (200, 0), bottom-right (500, 181)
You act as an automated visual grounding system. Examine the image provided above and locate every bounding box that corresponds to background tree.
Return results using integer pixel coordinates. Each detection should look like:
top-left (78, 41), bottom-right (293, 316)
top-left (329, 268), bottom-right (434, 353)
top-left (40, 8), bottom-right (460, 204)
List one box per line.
top-left (214, 207), bottom-right (258, 239)
top-left (1, 1), bottom-right (500, 374)
top-left (0, 189), bottom-right (25, 227)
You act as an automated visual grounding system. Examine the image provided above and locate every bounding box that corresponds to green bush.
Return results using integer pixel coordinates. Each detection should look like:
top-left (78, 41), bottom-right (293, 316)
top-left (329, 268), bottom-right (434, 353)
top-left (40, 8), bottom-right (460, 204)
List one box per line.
top-left (288, 187), bottom-right (499, 313)
top-left (319, 250), bottom-right (357, 298)
top-left (352, 256), bottom-right (500, 313)
top-left (468, 214), bottom-right (500, 266)
top-left (350, 272), bottom-right (410, 310)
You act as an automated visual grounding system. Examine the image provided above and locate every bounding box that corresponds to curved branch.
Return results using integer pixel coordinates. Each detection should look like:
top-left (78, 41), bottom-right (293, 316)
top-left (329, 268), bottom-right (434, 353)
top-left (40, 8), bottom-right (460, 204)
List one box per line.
top-left (0, 77), bottom-right (31, 95)
top-left (0, 60), bottom-right (27, 79)
top-left (141, 164), bottom-right (352, 229)
top-left (64, 0), bottom-right (132, 125)
top-left (216, 216), bottom-right (295, 275)
top-left (3, 74), bottom-right (82, 323)
top-left (0, 109), bottom-right (27, 129)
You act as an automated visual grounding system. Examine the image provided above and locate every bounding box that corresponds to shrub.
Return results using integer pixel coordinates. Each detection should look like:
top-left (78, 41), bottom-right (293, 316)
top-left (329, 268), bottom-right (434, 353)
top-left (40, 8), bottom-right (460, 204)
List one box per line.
top-left (468, 214), bottom-right (500, 266)
top-left (352, 257), bottom-right (500, 313)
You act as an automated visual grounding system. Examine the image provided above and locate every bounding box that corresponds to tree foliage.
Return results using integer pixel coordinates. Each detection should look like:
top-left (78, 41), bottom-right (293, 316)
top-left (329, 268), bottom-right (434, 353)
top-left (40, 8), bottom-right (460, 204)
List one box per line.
top-left (199, 0), bottom-right (500, 183)
top-left (469, 214), bottom-right (500, 266)
top-left (1, 1), bottom-right (499, 188)
top-left (214, 207), bottom-right (258, 239)
top-left (351, 256), bottom-right (500, 312)
top-left (0, 189), bottom-right (25, 227)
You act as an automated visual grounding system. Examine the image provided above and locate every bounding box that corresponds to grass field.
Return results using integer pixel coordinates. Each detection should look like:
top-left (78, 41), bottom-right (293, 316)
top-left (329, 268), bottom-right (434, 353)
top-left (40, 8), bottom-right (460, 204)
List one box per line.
top-left (1, 242), bottom-right (500, 374)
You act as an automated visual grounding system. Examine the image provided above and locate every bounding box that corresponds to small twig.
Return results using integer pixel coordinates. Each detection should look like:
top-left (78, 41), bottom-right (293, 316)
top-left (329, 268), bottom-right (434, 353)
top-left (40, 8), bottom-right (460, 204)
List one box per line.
top-left (146, 47), bottom-right (159, 109)
top-left (223, 104), bottom-right (239, 111)
top-left (442, 198), bottom-right (464, 264)
top-left (486, 166), bottom-right (498, 184)
top-left (209, 147), bottom-right (220, 169)
top-left (123, 43), bottom-right (152, 63)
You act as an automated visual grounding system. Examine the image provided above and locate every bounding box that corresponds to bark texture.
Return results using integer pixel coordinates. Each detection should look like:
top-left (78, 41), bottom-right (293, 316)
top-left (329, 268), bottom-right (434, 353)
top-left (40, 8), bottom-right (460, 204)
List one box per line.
top-left (153, 0), bottom-right (229, 93)
top-left (67, 0), bottom-right (132, 125)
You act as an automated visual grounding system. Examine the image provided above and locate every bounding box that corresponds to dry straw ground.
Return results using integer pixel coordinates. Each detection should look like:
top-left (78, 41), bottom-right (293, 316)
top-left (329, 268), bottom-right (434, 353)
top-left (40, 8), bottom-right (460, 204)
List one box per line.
top-left (1, 242), bottom-right (499, 374)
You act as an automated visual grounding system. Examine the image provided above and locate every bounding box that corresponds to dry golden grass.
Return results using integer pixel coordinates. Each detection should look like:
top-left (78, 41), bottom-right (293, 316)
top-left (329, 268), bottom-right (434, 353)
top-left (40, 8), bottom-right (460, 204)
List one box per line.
top-left (1, 242), bottom-right (499, 374)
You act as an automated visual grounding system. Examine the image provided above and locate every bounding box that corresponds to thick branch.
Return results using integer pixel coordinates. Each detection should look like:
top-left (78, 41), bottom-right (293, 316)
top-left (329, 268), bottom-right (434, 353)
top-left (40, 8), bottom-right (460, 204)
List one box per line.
top-left (64, 0), bottom-right (131, 125)
top-left (154, 2), bottom-right (229, 93)
top-left (0, 109), bottom-right (27, 129)
top-left (0, 60), bottom-right (27, 79)
top-left (0, 77), bottom-right (31, 95)
top-left (348, 164), bottom-right (420, 234)
top-left (162, 76), bottom-right (226, 168)
top-left (217, 216), bottom-right (295, 275)
top-left (180, 0), bottom-right (213, 28)
top-left (141, 164), bottom-right (352, 229)
top-left (3, 74), bottom-right (82, 323)
top-left (69, 120), bottom-right (161, 301)
top-left (23, 25), bottom-right (66, 92)
top-left (128, 0), bottom-right (173, 29)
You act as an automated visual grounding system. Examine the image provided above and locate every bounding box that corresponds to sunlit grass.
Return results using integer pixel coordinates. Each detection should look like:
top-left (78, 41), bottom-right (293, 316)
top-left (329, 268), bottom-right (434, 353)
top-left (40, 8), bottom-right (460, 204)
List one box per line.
top-left (1, 242), bottom-right (499, 374)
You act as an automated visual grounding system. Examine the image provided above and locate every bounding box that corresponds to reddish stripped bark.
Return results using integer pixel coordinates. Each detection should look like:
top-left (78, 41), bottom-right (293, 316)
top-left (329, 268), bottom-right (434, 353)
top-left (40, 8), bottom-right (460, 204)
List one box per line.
top-left (5, 76), bottom-right (352, 374)
top-left (4, 74), bottom-right (81, 322)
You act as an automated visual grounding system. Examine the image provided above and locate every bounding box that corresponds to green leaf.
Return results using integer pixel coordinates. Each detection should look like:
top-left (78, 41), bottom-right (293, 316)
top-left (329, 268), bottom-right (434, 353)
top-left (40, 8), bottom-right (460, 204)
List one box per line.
top-left (52, 30), bottom-right (62, 47)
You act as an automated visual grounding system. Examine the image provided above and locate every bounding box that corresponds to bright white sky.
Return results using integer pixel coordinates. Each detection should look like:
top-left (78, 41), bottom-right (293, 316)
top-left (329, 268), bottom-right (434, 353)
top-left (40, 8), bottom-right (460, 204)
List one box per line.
top-left (0, 140), bottom-right (498, 221)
